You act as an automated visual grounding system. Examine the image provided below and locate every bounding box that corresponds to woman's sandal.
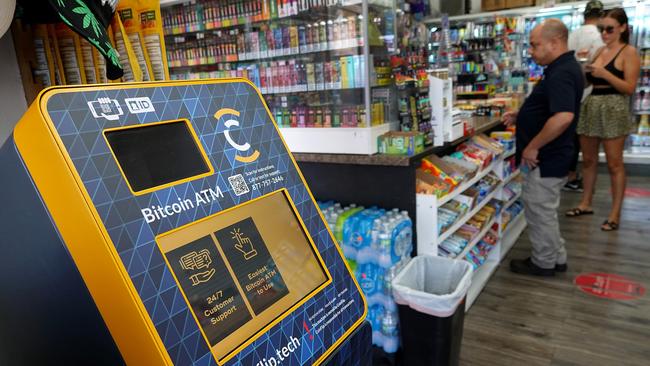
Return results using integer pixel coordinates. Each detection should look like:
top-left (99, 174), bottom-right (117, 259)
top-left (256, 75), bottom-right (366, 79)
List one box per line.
top-left (565, 208), bottom-right (595, 217)
top-left (601, 220), bottom-right (619, 231)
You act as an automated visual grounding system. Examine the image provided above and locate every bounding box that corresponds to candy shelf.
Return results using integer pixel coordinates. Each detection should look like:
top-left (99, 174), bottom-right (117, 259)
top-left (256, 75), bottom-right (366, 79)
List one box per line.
top-left (438, 184), bottom-right (501, 245)
top-left (417, 156), bottom-right (504, 256)
top-left (499, 210), bottom-right (526, 261)
top-left (503, 190), bottom-right (522, 210)
top-left (435, 159), bottom-right (499, 208)
top-left (466, 248), bottom-right (500, 310)
top-left (455, 215), bottom-right (497, 260)
top-left (416, 136), bottom-right (527, 311)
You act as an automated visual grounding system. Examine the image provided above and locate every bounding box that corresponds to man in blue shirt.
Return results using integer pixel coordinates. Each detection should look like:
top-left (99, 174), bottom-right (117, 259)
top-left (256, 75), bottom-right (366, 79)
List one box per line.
top-left (504, 19), bottom-right (584, 276)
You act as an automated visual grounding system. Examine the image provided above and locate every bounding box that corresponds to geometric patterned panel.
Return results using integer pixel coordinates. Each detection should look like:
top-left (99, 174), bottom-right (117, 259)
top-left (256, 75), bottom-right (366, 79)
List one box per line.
top-left (45, 81), bottom-right (365, 366)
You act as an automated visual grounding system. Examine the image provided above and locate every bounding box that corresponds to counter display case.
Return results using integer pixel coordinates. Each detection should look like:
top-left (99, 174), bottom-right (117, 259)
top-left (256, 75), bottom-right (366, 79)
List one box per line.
top-left (160, 0), bottom-right (399, 154)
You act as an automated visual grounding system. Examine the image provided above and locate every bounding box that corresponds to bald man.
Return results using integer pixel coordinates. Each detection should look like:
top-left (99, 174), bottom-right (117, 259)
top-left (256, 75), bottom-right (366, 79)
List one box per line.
top-left (503, 19), bottom-right (584, 276)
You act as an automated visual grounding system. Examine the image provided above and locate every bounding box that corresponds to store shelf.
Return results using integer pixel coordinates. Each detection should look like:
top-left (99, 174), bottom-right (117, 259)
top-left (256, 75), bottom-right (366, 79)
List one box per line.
top-left (279, 123), bottom-right (394, 155)
top-left (597, 151), bottom-right (650, 165)
top-left (293, 116), bottom-right (504, 166)
top-left (263, 85), bottom-right (364, 95)
top-left (502, 169), bottom-right (520, 186)
top-left (455, 215), bottom-right (497, 260)
top-left (466, 250), bottom-right (500, 310)
top-left (502, 191), bottom-right (522, 210)
top-left (456, 91), bottom-right (490, 96)
top-left (500, 211), bottom-right (527, 261)
top-left (503, 148), bottom-right (515, 159)
top-left (438, 186), bottom-right (501, 244)
top-left (239, 41), bottom-right (363, 61)
top-left (437, 160), bottom-right (498, 207)
top-left (168, 41), bottom-right (363, 67)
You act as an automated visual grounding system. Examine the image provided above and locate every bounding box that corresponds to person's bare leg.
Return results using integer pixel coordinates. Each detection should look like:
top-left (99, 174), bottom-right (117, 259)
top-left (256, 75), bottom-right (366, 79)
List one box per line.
top-left (602, 136), bottom-right (627, 225)
top-left (577, 135), bottom-right (600, 210)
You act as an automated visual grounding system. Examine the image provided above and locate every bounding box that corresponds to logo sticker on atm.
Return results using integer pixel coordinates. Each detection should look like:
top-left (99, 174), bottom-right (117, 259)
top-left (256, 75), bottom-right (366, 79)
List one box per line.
top-left (214, 108), bottom-right (260, 164)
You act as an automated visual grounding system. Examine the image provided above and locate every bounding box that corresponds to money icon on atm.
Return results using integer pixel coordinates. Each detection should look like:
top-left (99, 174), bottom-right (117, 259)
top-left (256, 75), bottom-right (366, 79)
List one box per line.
top-left (179, 249), bottom-right (216, 286)
top-left (87, 98), bottom-right (124, 121)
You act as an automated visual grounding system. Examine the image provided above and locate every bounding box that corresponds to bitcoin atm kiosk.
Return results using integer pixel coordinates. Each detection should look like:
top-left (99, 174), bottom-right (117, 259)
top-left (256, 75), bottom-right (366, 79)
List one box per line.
top-left (0, 80), bottom-right (369, 365)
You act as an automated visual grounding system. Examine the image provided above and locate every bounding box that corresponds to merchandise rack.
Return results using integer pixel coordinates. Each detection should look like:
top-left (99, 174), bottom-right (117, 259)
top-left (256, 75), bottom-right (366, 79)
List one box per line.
top-left (437, 181), bottom-right (501, 245)
top-left (466, 248), bottom-right (500, 309)
top-left (417, 155), bottom-right (507, 256)
top-left (454, 215), bottom-right (497, 261)
top-left (160, 0), bottom-right (399, 154)
top-left (436, 159), bottom-right (499, 208)
top-left (499, 210), bottom-right (526, 260)
top-left (502, 190), bottom-right (522, 210)
top-left (416, 144), bottom-right (526, 311)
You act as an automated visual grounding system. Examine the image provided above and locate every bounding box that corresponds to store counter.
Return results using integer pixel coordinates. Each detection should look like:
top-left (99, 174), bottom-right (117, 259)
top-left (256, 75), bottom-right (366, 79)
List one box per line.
top-left (293, 116), bottom-right (504, 253)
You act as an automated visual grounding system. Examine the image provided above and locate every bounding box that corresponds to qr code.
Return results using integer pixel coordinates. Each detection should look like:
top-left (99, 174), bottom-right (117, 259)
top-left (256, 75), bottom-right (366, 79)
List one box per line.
top-left (228, 174), bottom-right (250, 196)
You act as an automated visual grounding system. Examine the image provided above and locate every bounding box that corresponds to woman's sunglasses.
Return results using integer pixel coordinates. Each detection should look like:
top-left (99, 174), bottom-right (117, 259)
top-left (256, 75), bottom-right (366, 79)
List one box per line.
top-left (597, 25), bottom-right (616, 34)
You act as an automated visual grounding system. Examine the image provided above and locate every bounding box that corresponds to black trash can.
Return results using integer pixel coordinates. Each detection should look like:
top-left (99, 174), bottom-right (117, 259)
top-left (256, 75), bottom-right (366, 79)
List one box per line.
top-left (392, 255), bottom-right (472, 366)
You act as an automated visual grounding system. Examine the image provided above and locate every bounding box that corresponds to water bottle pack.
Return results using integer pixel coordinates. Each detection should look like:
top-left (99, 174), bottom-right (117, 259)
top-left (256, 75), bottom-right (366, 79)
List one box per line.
top-left (317, 202), bottom-right (413, 354)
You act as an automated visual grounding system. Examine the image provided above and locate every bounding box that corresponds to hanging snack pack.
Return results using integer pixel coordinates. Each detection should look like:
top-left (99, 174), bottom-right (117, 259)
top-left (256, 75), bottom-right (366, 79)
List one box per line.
top-left (55, 23), bottom-right (87, 85)
top-left (79, 38), bottom-right (99, 84)
top-left (31, 24), bottom-right (56, 88)
top-left (137, 0), bottom-right (170, 81)
top-left (115, 0), bottom-right (153, 82)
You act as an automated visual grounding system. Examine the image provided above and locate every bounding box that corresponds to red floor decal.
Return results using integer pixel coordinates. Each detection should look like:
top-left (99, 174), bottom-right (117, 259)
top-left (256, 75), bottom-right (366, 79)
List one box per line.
top-left (575, 273), bottom-right (646, 300)
top-left (625, 187), bottom-right (650, 198)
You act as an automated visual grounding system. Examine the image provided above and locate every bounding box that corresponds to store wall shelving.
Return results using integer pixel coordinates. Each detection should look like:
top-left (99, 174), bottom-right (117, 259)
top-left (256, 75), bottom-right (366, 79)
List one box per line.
top-left (160, 0), bottom-right (399, 154)
top-left (424, 0), bottom-right (650, 164)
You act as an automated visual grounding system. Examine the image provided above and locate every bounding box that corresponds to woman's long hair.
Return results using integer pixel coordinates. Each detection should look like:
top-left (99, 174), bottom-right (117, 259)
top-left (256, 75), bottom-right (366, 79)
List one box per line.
top-left (606, 8), bottom-right (630, 44)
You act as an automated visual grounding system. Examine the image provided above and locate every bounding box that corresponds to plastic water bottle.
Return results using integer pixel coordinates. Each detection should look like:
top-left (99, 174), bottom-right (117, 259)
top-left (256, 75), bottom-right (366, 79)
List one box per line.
top-left (383, 266), bottom-right (398, 311)
top-left (393, 214), bottom-right (413, 263)
top-left (378, 221), bottom-right (393, 268)
top-left (368, 304), bottom-right (384, 348)
top-left (357, 263), bottom-right (382, 306)
top-left (370, 218), bottom-right (382, 264)
top-left (381, 308), bottom-right (399, 353)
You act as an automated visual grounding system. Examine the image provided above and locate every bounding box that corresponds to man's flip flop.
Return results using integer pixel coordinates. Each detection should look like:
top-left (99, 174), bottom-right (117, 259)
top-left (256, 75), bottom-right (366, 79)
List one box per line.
top-left (565, 208), bottom-right (594, 217)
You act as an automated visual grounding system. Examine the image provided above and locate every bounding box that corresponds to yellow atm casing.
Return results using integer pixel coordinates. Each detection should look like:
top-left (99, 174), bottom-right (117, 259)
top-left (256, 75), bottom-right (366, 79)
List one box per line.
top-left (0, 80), bottom-right (367, 365)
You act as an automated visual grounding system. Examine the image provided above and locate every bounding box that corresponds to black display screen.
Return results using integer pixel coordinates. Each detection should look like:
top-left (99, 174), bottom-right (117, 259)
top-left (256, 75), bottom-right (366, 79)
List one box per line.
top-left (105, 121), bottom-right (211, 193)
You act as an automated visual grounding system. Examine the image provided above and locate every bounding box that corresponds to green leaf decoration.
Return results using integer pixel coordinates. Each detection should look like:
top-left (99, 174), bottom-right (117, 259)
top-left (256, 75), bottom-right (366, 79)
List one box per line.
top-left (57, 0), bottom-right (65, 7)
top-left (105, 42), bottom-right (121, 67)
top-left (72, 0), bottom-right (102, 38)
top-left (60, 14), bottom-right (73, 28)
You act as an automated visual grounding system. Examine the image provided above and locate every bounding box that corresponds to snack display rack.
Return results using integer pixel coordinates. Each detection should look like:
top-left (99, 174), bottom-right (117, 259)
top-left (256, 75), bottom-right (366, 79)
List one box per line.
top-left (416, 134), bottom-right (525, 310)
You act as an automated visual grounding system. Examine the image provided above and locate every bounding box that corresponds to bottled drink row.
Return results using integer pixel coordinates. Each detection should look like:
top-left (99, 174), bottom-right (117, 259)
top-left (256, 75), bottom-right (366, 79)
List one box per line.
top-left (267, 101), bottom-right (386, 128)
top-left (170, 56), bottom-right (367, 95)
top-left (237, 16), bottom-right (364, 61)
top-left (162, 0), bottom-right (360, 35)
top-left (165, 16), bottom-right (365, 68)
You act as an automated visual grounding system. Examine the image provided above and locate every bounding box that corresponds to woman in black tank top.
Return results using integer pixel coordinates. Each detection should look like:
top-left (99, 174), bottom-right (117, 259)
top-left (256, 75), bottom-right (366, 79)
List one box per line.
top-left (567, 8), bottom-right (641, 231)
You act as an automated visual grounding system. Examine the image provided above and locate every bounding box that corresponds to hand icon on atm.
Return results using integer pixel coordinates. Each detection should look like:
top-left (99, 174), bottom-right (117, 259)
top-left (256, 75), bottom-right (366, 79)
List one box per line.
top-left (188, 268), bottom-right (216, 286)
top-left (231, 228), bottom-right (257, 260)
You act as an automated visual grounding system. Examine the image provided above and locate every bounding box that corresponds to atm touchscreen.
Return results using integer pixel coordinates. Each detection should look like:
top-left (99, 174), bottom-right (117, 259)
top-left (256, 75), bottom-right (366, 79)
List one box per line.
top-left (156, 189), bottom-right (330, 362)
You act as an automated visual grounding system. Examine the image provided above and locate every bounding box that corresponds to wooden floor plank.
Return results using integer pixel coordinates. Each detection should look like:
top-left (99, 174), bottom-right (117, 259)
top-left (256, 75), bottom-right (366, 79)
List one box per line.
top-left (460, 173), bottom-right (650, 366)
